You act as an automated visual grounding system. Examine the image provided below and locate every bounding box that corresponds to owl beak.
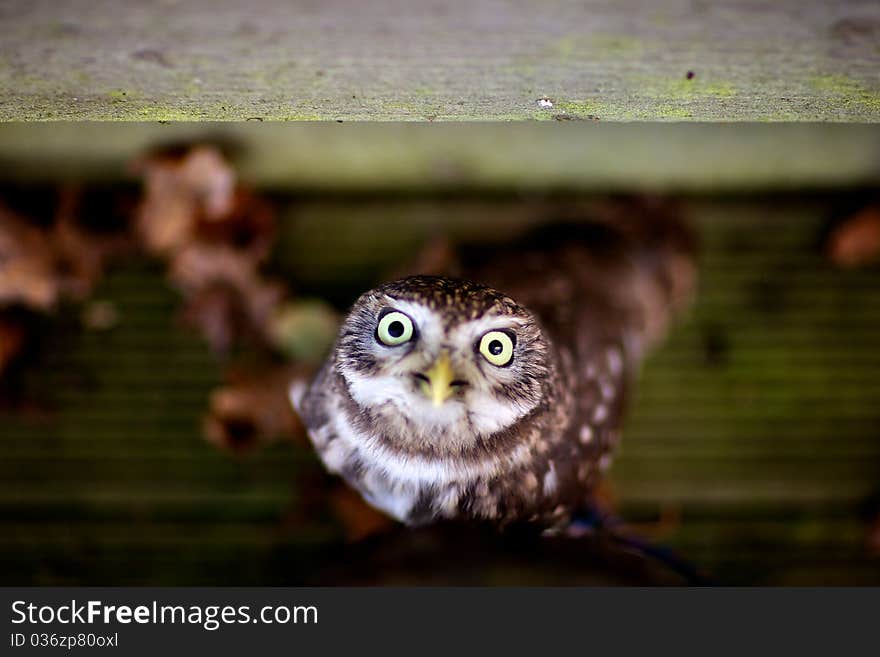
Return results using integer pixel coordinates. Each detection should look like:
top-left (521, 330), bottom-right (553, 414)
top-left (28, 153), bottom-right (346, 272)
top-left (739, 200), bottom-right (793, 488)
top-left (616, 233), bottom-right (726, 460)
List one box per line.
top-left (420, 351), bottom-right (456, 407)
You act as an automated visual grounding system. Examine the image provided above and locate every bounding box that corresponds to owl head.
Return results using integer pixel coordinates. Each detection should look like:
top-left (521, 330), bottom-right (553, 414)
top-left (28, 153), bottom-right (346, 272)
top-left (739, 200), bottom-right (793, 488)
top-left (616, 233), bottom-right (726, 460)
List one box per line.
top-left (333, 275), bottom-right (553, 452)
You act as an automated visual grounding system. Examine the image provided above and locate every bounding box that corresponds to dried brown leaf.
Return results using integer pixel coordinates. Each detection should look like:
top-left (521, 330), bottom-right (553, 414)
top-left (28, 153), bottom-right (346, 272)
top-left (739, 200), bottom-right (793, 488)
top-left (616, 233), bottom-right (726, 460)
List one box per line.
top-left (194, 188), bottom-right (276, 263)
top-left (827, 205), bottom-right (880, 268)
top-left (0, 317), bottom-right (26, 377)
top-left (203, 365), bottom-right (309, 452)
top-left (170, 243), bottom-right (285, 352)
top-left (133, 146), bottom-right (236, 256)
top-left (0, 204), bottom-right (59, 310)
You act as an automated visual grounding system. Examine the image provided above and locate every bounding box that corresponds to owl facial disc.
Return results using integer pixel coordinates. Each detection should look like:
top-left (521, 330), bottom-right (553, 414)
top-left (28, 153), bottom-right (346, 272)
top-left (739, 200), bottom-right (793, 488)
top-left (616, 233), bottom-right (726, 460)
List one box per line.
top-left (330, 276), bottom-right (552, 449)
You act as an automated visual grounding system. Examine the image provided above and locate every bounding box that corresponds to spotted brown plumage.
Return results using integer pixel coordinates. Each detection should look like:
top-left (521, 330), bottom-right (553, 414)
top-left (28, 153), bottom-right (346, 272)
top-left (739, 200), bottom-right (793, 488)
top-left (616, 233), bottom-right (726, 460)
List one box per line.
top-left (291, 214), bottom-right (695, 527)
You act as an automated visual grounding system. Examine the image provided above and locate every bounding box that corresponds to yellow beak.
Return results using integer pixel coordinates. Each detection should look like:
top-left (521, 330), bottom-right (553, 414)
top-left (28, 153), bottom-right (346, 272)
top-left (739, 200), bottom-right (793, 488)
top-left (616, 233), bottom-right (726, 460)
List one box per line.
top-left (420, 351), bottom-right (456, 407)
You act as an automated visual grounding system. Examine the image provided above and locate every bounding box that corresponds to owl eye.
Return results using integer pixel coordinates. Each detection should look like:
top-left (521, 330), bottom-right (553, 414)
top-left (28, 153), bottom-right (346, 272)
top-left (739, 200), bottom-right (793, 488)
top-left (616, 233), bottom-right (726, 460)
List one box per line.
top-left (478, 330), bottom-right (515, 367)
top-left (376, 311), bottom-right (415, 346)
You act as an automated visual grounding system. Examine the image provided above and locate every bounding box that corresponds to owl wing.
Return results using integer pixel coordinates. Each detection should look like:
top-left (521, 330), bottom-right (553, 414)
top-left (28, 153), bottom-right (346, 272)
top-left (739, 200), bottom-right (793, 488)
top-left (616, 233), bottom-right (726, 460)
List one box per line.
top-left (452, 203), bottom-right (696, 499)
top-left (451, 201), bottom-right (696, 361)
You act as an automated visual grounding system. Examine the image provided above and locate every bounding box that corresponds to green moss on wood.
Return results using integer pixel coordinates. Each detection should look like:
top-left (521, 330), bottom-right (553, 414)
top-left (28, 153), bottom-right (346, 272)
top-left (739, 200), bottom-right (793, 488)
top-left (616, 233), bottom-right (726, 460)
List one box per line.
top-left (654, 79), bottom-right (737, 99)
top-left (810, 75), bottom-right (880, 112)
top-left (1, 2), bottom-right (878, 121)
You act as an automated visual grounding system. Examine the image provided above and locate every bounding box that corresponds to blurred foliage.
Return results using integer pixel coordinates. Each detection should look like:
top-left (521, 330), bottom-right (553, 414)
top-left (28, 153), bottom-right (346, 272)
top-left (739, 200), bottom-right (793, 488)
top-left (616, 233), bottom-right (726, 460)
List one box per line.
top-left (1, 188), bottom-right (880, 584)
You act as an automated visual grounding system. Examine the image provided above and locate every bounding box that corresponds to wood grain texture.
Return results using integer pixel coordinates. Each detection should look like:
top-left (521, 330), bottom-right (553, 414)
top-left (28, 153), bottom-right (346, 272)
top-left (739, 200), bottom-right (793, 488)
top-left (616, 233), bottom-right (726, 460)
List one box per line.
top-left (1, 0), bottom-right (879, 121)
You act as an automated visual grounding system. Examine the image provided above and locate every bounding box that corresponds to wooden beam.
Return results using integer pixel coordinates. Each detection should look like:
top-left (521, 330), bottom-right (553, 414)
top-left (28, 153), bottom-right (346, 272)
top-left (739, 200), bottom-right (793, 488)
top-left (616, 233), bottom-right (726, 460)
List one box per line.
top-left (2, 123), bottom-right (880, 192)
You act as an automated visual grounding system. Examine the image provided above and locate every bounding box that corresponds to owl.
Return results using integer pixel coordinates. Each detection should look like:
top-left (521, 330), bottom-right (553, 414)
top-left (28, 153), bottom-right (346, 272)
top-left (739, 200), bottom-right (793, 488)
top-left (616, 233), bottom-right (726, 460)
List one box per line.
top-left (291, 210), bottom-right (695, 527)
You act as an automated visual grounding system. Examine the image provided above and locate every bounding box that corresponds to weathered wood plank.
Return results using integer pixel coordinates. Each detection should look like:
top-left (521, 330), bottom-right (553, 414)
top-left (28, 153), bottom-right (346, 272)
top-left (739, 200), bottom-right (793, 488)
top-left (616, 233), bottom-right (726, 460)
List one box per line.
top-left (2, 123), bottom-right (880, 192)
top-left (1, 0), bottom-right (878, 121)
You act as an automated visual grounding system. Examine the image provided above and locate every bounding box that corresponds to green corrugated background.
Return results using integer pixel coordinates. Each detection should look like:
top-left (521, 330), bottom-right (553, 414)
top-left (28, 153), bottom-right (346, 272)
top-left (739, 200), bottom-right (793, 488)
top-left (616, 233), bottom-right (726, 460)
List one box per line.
top-left (2, 193), bottom-right (879, 584)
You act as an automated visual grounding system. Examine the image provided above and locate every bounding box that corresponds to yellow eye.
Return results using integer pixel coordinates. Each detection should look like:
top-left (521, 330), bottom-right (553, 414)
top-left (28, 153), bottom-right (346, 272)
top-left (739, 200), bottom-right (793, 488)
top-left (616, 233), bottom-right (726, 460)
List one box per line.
top-left (376, 311), bottom-right (415, 346)
top-left (479, 330), bottom-right (515, 367)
